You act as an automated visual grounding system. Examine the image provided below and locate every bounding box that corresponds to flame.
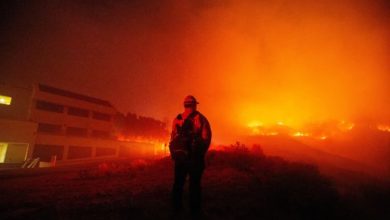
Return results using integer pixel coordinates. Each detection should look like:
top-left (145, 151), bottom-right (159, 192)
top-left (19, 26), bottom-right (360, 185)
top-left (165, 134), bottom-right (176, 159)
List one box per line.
top-left (338, 120), bottom-right (355, 131)
top-left (293, 131), bottom-right (310, 137)
top-left (377, 124), bottom-right (390, 132)
top-left (248, 121), bottom-right (264, 128)
top-left (319, 135), bottom-right (328, 140)
top-left (117, 135), bottom-right (169, 157)
top-left (246, 119), bottom-right (360, 140)
top-left (276, 121), bottom-right (285, 126)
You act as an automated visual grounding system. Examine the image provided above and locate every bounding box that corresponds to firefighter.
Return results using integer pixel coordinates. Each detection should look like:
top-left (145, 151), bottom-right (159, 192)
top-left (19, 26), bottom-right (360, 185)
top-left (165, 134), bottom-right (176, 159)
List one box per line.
top-left (169, 95), bottom-right (212, 216)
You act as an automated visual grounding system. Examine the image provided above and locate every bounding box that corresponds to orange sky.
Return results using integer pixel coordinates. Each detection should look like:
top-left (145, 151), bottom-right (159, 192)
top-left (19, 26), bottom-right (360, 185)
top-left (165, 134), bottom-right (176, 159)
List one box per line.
top-left (2, 0), bottom-right (389, 143)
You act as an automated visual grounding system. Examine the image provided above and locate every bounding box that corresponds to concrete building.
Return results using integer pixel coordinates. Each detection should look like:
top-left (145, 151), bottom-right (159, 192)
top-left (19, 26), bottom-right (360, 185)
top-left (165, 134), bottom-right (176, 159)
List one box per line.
top-left (0, 83), bottom-right (156, 166)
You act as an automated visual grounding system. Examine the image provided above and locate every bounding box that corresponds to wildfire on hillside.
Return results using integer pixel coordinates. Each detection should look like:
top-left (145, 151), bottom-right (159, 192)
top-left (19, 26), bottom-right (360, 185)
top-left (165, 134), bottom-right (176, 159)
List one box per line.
top-left (247, 120), bottom-right (389, 140)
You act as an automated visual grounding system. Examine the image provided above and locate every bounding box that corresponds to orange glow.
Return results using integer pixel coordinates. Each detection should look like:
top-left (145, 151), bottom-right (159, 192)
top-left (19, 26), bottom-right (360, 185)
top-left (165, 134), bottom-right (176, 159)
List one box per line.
top-left (246, 119), bottom-right (360, 140)
top-left (169, 0), bottom-right (390, 144)
top-left (292, 132), bottom-right (310, 137)
top-left (319, 135), bottom-right (328, 140)
top-left (337, 121), bottom-right (355, 132)
top-left (2, 0), bottom-right (388, 146)
top-left (117, 135), bottom-right (169, 157)
top-left (377, 124), bottom-right (390, 132)
top-left (2, 1), bottom-right (388, 176)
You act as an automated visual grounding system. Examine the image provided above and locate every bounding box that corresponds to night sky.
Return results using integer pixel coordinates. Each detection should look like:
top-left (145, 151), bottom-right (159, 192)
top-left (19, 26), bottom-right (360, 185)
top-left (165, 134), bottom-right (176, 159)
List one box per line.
top-left (1, 0), bottom-right (389, 143)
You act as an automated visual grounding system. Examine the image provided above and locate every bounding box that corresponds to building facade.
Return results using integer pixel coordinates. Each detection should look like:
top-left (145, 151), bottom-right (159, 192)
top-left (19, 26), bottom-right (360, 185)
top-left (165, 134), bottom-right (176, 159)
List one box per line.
top-left (0, 83), bottom-right (155, 166)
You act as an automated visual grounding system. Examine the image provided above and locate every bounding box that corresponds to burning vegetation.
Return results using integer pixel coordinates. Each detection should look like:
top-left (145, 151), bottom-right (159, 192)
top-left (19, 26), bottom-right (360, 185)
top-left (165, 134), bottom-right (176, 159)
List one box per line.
top-left (114, 112), bottom-right (169, 142)
top-left (113, 112), bottom-right (170, 156)
top-left (246, 119), bottom-right (389, 140)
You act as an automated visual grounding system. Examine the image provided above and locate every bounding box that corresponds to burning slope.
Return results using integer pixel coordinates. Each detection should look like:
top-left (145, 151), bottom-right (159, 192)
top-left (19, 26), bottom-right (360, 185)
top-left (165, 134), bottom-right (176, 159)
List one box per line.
top-left (202, 0), bottom-right (389, 142)
top-left (242, 120), bottom-right (390, 179)
top-left (246, 119), bottom-right (388, 140)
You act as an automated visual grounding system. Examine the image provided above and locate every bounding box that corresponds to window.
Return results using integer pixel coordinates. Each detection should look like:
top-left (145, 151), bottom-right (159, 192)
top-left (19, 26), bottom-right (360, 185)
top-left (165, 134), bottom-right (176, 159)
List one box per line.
top-left (92, 112), bottom-right (111, 121)
top-left (33, 144), bottom-right (64, 162)
top-left (66, 127), bottom-right (88, 136)
top-left (96, 147), bottom-right (116, 157)
top-left (67, 146), bottom-right (92, 159)
top-left (0, 143), bottom-right (8, 162)
top-left (2, 143), bottom-right (28, 163)
top-left (91, 130), bottom-right (110, 139)
top-left (68, 107), bottom-right (89, 117)
top-left (36, 100), bottom-right (64, 113)
top-left (37, 123), bottom-right (62, 134)
top-left (0, 95), bottom-right (12, 105)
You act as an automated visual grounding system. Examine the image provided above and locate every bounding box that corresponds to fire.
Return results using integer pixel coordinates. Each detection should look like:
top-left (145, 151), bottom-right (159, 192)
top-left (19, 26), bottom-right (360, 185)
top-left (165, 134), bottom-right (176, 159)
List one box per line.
top-left (247, 119), bottom-right (390, 141)
top-left (247, 121), bottom-right (264, 135)
top-left (276, 121), bottom-right (285, 126)
top-left (292, 132), bottom-right (310, 137)
top-left (247, 119), bottom-right (360, 140)
top-left (338, 120), bottom-right (355, 131)
top-left (117, 135), bottom-right (169, 157)
top-left (377, 124), bottom-right (390, 132)
top-left (248, 121), bottom-right (264, 128)
top-left (319, 135), bottom-right (328, 140)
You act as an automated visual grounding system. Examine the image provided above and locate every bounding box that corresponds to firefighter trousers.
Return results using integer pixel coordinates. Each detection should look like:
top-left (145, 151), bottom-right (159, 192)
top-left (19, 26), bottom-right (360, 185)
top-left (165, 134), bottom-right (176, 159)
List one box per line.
top-left (172, 159), bottom-right (205, 214)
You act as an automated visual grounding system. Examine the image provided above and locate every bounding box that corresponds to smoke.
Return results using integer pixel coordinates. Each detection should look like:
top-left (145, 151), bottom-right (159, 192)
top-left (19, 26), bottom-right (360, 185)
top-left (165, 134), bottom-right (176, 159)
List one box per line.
top-left (1, 0), bottom-right (389, 142)
top-left (168, 0), bottom-right (390, 142)
top-left (188, 0), bottom-right (390, 140)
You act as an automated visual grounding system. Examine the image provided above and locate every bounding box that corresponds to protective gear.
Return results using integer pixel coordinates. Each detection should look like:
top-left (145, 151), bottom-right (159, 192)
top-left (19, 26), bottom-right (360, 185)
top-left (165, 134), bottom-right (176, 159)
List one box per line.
top-left (169, 105), bottom-right (211, 215)
top-left (169, 111), bottom-right (211, 162)
top-left (169, 111), bottom-right (197, 162)
top-left (172, 160), bottom-right (204, 214)
top-left (183, 95), bottom-right (199, 105)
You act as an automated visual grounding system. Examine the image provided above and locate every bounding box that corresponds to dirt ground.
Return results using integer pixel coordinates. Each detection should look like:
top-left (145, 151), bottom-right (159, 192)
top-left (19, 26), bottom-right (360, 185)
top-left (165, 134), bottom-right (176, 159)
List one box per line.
top-left (0, 149), bottom-right (389, 220)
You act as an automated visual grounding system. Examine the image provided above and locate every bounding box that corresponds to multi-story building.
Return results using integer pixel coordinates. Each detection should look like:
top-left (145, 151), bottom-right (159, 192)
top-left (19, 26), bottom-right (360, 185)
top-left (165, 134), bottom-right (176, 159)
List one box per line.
top-left (0, 83), bottom-right (155, 166)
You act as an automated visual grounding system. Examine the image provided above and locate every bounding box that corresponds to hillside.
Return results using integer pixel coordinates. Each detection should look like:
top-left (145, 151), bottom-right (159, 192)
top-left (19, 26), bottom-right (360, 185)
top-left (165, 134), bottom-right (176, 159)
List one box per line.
top-left (0, 148), bottom-right (389, 219)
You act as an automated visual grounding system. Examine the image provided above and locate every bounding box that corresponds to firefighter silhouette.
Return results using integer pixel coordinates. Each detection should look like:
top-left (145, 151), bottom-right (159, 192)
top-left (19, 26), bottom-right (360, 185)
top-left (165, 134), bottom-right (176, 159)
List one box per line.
top-left (169, 95), bottom-right (212, 216)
